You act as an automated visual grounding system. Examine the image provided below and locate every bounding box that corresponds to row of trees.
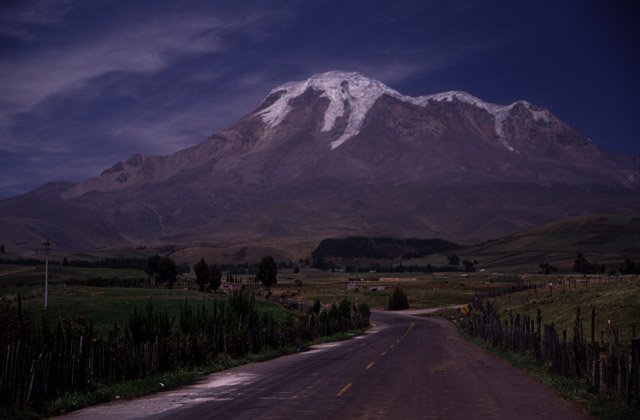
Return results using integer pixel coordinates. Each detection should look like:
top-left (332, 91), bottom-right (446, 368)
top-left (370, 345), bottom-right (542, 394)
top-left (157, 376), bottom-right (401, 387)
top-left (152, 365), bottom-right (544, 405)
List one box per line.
top-left (572, 253), bottom-right (639, 275)
top-left (447, 254), bottom-right (477, 272)
top-left (312, 237), bottom-right (459, 261)
top-left (146, 255), bottom-right (279, 291)
top-left (341, 263), bottom-right (462, 273)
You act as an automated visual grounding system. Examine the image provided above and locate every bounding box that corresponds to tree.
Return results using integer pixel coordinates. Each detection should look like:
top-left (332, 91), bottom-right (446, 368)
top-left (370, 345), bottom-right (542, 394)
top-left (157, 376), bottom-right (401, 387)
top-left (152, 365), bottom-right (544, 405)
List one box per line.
top-left (257, 255), bottom-right (278, 289)
top-left (209, 264), bottom-right (222, 291)
top-left (176, 263), bottom-right (190, 275)
top-left (447, 254), bottom-right (460, 266)
top-left (388, 286), bottom-right (409, 310)
top-left (621, 259), bottom-right (638, 275)
top-left (462, 260), bottom-right (476, 272)
top-left (312, 298), bottom-right (322, 314)
top-left (573, 253), bottom-right (593, 274)
top-left (0, 245), bottom-right (5, 253)
top-left (145, 255), bottom-right (162, 286)
top-left (539, 262), bottom-right (558, 274)
top-left (157, 257), bottom-right (177, 289)
top-left (194, 258), bottom-right (210, 292)
top-left (338, 298), bottom-right (351, 318)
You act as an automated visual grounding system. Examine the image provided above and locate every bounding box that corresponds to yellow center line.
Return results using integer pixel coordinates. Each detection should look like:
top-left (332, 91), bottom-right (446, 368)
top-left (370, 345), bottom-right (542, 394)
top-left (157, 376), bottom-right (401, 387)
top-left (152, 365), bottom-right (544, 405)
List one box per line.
top-left (365, 362), bottom-right (374, 370)
top-left (336, 382), bottom-right (353, 397)
top-left (390, 344), bottom-right (395, 349)
top-left (380, 351), bottom-right (387, 356)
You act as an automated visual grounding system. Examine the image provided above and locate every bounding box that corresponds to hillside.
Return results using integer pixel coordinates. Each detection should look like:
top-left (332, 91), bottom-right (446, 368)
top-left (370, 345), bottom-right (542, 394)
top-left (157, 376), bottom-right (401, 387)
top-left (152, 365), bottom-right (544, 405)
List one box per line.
top-left (458, 215), bottom-right (640, 271)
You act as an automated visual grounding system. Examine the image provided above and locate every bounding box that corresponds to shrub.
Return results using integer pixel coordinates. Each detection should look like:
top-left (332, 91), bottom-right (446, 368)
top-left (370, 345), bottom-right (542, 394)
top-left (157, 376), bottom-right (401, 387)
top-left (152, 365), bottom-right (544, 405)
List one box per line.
top-left (388, 287), bottom-right (409, 310)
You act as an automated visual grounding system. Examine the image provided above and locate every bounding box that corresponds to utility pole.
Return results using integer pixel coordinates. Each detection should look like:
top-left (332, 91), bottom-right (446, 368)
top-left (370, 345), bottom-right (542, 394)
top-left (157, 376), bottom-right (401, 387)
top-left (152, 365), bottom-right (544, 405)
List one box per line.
top-left (36, 239), bottom-right (57, 310)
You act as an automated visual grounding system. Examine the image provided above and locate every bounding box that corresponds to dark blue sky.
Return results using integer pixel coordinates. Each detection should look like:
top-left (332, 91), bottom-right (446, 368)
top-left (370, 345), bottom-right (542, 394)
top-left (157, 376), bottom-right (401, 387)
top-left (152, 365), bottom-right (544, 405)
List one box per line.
top-left (1, 0), bottom-right (639, 197)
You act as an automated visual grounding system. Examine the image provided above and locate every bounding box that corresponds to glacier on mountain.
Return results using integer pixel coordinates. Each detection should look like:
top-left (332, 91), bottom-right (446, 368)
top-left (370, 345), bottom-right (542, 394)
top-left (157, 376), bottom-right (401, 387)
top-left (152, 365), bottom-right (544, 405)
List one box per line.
top-left (257, 71), bottom-right (549, 152)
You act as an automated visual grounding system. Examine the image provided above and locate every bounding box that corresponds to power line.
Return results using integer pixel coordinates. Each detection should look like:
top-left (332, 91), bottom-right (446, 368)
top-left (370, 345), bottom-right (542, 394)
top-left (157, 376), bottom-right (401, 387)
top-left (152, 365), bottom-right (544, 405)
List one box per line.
top-left (35, 239), bottom-right (57, 310)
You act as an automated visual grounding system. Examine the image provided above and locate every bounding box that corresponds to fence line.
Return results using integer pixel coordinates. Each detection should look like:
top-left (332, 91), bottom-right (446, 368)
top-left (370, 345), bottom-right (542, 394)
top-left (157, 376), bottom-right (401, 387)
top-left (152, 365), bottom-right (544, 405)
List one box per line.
top-left (0, 313), bottom-right (369, 406)
top-left (466, 296), bottom-right (639, 405)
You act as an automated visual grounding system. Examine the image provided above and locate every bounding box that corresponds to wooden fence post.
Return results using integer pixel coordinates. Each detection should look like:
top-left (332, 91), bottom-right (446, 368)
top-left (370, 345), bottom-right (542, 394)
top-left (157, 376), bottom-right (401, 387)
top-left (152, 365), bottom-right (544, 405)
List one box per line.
top-left (591, 308), bottom-right (595, 344)
top-left (631, 338), bottom-right (640, 404)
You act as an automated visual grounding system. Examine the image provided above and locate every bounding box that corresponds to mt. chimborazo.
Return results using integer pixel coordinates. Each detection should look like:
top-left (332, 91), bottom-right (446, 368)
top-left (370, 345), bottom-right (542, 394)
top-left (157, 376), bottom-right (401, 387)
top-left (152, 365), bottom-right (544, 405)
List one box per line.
top-left (2, 71), bottom-right (640, 261)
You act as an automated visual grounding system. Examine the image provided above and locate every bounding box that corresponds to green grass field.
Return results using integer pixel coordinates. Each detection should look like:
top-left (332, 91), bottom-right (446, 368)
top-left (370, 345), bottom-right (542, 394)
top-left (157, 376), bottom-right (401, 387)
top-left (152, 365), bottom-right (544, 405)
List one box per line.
top-left (0, 264), bottom-right (147, 288)
top-left (2, 283), bottom-right (291, 338)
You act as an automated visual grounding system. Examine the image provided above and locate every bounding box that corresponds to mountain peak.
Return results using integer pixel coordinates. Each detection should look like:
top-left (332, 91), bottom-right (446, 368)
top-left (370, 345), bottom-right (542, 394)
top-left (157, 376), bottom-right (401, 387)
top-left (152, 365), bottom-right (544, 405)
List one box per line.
top-left (256, 71), bottom-right (555, 151)
top-left (258, 71), bottom-right (399, 149)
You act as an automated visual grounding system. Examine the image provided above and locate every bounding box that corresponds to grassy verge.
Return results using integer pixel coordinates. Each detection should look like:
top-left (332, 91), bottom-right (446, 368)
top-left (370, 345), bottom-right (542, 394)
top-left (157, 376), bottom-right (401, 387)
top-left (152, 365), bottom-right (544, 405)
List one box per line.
top-left (1, 329), bottom-right (366, 420)
top-left (458, 328), bottom-right (639, 420)
top-left (485, 278), bottom-right (640, 349)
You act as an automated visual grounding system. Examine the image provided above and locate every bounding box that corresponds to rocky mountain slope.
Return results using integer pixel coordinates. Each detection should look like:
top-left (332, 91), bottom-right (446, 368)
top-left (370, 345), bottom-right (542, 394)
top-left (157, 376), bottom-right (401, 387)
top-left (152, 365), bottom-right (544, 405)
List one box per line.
top-left (1, 71), bottom-right (639, 260)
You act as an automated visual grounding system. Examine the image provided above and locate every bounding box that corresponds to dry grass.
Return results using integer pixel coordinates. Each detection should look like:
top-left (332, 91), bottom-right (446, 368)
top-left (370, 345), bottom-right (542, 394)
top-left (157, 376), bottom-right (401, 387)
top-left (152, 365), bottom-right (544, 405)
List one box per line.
top-left (485, 275), bottom-right (640, 349)
top-left (269, 271), bottom-right (523, 310)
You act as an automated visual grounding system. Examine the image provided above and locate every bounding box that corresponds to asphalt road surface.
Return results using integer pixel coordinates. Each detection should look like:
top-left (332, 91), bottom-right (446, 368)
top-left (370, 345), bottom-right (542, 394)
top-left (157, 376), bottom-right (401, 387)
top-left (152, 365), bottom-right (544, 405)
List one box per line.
top-left (56, 311), bottom-right (588, 420)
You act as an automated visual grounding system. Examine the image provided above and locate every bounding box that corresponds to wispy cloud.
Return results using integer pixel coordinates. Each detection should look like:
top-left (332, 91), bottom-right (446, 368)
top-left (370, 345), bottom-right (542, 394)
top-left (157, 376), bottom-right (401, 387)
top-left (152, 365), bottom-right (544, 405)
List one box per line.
top-left (2, 14), bottom-right (260, 116)
top-left (0, 0), bottom-right (73, 40)
top-left (0, 7), bottom-right (286, 152)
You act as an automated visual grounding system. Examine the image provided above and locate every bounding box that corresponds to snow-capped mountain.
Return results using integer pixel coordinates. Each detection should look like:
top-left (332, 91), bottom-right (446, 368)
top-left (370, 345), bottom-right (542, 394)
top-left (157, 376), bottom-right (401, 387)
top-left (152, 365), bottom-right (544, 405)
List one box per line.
top-left (1, 71), bottom-right (639, 259)
top-left (258, 71), bottom-right (553, 151)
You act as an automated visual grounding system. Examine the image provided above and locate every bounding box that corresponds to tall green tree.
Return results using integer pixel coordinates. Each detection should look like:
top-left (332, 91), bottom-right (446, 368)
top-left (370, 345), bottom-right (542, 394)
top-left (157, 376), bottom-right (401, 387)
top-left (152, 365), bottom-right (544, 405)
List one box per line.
top-left (209, 264), bottom-right (222, 291)
top-left (158, 257), bottom-right (178, 289)
top-left (145, 254), bottom-right (162, 286)
top-left (257, 255), bottom-right (278, 289)
top-left (194, 258), bottom-right (210, 291)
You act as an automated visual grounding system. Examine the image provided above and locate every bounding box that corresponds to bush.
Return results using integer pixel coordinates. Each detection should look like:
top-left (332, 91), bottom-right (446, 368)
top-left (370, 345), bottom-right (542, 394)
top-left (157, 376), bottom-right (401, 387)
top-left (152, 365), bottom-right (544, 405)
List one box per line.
top-left (358, 303), bottom-right (371, 319)
top-left (388, 287), bottom-right (409, 310)
top-left (312, 298), bottom-right (321, 314)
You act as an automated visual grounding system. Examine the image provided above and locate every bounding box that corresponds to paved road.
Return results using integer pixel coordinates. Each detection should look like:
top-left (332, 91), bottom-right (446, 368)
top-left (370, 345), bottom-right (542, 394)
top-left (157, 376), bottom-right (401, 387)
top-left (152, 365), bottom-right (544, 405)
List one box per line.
top-left (56, 311), bottom-right (588, 420)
